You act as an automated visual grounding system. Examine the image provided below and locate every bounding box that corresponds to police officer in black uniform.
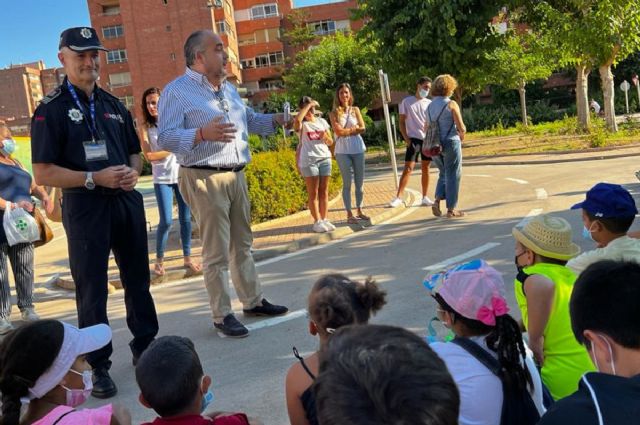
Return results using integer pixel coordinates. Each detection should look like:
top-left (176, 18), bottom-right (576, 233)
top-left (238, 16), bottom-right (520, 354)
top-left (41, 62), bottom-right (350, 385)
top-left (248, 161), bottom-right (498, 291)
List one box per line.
top-left (30, 27), bottom-right (158, 398)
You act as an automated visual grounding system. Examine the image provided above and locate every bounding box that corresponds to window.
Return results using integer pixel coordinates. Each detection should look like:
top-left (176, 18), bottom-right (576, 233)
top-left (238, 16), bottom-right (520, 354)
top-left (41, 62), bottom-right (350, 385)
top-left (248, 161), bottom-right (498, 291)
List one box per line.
top-left (102, 5), bottom-right (120, 15)
top-left (266, 28), bottom-right (280, 41)
top-left (238, 34), bottom-right (255, 46)
top-left (251, 3), bottom-right (278, 19)
top-left (309, 20), bottom-right (336, 36)
top-left (166, 25), bottom-right (172, 32)
top-left (109, 72), bottom-right (131, 88)
top-left (260, 80), bottom-right (284, 91)
top-left (170, 52), bottom-right (176, 60)
top-left (255, 55), bottom-right (269, 68)
top-left (102, 25), bottom-right (124, 39)
top-left (241, 59), bottom-right (255, 69)
top-left (269, 51), bottom-right (284, 65)
top-left (118, 95), bottom-right (134, 109)
top-left (106, 49), bottom-right (127, 64)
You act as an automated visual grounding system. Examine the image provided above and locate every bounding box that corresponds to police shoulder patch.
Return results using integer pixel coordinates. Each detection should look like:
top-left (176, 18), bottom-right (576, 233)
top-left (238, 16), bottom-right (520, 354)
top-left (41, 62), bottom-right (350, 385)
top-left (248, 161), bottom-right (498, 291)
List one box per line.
top-left (41, 87), bottom-right (62, 104)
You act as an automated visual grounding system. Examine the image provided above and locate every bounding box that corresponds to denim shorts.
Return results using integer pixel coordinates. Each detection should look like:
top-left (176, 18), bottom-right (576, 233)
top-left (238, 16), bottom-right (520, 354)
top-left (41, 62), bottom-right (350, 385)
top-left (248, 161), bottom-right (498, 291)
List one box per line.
top-left (301, 157), bottom-right (332, 177)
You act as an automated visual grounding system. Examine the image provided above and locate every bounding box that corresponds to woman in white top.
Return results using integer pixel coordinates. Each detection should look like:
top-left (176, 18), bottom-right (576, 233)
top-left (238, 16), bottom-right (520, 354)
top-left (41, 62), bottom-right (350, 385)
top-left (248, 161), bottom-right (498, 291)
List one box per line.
top-left (139, 87), bottom-right (201, 276)
top-left (329, 83), bottom-right (367, 224)
top-left (424, 260), bottom-right (546, 425)
top-left (294, 97), bottom-right (335, 234)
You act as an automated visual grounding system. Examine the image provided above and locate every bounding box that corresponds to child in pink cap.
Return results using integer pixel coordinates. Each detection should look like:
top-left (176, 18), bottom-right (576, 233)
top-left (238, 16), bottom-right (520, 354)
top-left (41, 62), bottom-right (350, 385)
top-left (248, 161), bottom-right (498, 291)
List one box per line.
top-left (424, 259), bottom-right (545, 425)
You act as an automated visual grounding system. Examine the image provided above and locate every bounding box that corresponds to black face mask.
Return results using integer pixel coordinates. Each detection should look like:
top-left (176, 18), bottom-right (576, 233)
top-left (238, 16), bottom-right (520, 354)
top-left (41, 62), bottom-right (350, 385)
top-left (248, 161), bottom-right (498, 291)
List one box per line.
top-left (514, 255), bottom-right (524, 273)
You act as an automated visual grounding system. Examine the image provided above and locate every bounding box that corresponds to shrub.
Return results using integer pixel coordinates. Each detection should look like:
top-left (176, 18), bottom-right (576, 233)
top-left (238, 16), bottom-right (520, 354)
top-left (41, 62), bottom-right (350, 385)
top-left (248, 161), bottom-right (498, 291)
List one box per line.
top-left (245, 150), bottom-right (342, 224)
top-left (462, 100), bottom-right (568, 132)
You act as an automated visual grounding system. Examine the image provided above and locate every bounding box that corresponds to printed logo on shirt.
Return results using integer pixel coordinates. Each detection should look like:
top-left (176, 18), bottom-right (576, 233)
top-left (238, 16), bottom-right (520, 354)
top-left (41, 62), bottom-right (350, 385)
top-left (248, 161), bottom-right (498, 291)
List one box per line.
top-left (34, 116), bottom-right (45, 122)
top-left (306, 130), bottom-right (324, 141)
top-left (103, 112), bottom-right (125, 124)
top-left (68, 108), bottom-right (83, 123)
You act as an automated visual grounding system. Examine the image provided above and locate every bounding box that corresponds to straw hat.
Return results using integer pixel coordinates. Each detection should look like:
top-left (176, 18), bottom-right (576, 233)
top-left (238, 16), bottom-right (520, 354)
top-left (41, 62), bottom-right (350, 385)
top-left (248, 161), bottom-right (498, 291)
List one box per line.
top-left (512, 215), bottom-right (580, 261)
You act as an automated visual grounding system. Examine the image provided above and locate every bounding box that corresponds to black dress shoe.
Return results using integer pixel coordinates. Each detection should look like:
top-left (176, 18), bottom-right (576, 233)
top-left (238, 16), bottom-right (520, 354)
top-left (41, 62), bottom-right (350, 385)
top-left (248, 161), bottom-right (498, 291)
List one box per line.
top-left (214, 314), bottom-right (249, 338)
top-left (243, 298), bottom-right (288, 317)
top-left (92, 368), bottom-right (117, 398)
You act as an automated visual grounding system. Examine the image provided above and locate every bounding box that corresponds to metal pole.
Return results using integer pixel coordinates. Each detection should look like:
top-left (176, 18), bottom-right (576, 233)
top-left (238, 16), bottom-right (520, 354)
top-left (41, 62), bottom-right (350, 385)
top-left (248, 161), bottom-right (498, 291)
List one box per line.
top-left (379, 70), bottom-right (399, 190)
top-left (625, 89), bottom-right (630, 115)
top-left (636, 84), bottom-right (640, 112)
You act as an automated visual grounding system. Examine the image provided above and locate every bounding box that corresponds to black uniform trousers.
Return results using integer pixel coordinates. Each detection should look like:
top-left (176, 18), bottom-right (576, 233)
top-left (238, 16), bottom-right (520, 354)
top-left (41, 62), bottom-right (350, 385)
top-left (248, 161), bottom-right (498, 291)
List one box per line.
top-left (63, 188), bottom-right (158, 370)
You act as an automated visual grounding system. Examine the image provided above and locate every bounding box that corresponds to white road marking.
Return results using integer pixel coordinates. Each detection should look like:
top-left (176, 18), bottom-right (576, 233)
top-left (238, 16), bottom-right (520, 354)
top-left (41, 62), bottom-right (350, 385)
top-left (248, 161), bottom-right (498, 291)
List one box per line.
top-left (246, 308), bottom-right (307, 331)
top-left (505, 177), bottom-right (529, 185)
top-left (535, 188), bottom-right (548, 200)
top-left (466, 174), bottom-right (492, 178)
top-left (421, 242), bottom-right (502, 271)
top-left (516, 208), bottom-right (543, 228)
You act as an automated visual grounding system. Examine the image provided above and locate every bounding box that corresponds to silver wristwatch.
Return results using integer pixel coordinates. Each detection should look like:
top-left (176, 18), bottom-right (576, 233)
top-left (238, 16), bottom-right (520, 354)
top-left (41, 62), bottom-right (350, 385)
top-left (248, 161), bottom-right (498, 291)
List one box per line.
top-left (84, 172), bottom-right (95, 190)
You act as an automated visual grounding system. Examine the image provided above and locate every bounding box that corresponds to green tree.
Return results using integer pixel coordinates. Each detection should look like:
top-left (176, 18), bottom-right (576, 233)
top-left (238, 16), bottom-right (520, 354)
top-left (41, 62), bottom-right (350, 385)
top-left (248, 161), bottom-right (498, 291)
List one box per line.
top-left (283, 32), bottom-right (381, 111)
top-left (282, 9), bottom-right (316, 50)
top-left (355, 0), bottom-right (505, 102)
top-left (516, 1), bottom-right (640, 131)
top-left (485, 26), bottom-right (557, 126)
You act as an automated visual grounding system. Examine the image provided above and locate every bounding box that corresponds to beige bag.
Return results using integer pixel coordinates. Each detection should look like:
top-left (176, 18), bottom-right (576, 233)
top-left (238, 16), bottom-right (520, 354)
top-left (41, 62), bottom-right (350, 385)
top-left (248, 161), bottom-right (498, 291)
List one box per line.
top-left (46, 187), bottom-right (63, 222)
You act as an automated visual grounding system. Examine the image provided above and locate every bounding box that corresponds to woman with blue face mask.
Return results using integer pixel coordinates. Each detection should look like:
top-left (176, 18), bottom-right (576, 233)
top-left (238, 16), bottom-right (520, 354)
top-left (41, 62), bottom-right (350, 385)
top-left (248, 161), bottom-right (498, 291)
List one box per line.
top-left (0, 320), bottom-right (131, 425)
top-left (0, 124), bottom-right (54, 334)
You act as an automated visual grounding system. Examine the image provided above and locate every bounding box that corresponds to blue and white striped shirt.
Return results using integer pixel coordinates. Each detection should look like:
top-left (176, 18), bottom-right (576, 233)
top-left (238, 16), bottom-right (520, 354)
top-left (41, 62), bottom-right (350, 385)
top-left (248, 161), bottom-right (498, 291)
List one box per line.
top-left (158, 67), bottom-right (276, 167)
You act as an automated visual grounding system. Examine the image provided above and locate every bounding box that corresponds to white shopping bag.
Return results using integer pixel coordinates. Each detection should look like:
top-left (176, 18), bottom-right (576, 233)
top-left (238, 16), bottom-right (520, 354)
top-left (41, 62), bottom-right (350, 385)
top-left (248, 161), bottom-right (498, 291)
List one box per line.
top-left (3, 203), bottom-right (39, 246)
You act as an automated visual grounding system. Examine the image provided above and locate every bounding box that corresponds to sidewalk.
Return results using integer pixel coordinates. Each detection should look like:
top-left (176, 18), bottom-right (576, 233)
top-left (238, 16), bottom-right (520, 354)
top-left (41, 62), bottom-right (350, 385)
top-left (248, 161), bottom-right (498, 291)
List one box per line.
top-left (34, 176), bottom-right (414, 290)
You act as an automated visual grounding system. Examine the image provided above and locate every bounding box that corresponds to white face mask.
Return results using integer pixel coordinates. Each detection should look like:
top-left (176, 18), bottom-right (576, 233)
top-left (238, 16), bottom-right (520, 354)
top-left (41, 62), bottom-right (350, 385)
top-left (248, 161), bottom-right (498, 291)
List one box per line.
top-left (589, 333), bottom-right (617, 376)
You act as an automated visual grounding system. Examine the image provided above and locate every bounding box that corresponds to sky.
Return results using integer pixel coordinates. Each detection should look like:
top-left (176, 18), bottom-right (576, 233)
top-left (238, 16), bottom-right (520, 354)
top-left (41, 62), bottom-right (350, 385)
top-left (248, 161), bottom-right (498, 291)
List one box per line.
top-left (0, 0), bottom-right (335, 69)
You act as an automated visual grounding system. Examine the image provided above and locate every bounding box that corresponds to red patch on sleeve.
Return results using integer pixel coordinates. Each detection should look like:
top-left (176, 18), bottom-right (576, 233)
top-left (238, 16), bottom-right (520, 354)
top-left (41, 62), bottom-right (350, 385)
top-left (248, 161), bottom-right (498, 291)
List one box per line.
top-left (35, 116), bottom-right (45, 121)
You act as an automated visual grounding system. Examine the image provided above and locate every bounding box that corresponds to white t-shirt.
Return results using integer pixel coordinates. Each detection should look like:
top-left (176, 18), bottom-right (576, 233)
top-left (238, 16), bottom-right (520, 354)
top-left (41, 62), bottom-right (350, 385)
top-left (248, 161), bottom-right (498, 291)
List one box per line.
top-left (399, 95), bottom-right (431, 139)
top-left (432, 337), bottom-right (545, 425)
top-left (567, 235), bottom-right (640, 276)
top-left (297, 118), bottom-right (332, 167)
top-left (148, 126), bottom-right (179, 184)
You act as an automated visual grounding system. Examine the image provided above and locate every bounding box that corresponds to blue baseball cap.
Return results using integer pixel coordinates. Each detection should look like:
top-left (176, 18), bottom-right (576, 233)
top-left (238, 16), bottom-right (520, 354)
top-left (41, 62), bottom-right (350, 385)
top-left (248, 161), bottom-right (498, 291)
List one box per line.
top-left (59, 27), bottom-right (108, 52)
top-left (571, 182), bottom-right (638, 218)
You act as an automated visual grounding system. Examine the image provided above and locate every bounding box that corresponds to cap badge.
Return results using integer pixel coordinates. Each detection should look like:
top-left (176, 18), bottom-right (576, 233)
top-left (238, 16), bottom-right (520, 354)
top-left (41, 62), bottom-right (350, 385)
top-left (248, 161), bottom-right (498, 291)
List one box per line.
top-left (68, 108), bottom-right (83, 123)
top-left (80, 28), bottom-right (92, 39)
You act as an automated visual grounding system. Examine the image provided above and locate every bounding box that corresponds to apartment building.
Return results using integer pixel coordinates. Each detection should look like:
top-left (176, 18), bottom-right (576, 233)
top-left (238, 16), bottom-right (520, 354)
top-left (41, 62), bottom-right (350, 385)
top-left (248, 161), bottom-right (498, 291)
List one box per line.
top-left (0, 62), bottom-right (45, 122)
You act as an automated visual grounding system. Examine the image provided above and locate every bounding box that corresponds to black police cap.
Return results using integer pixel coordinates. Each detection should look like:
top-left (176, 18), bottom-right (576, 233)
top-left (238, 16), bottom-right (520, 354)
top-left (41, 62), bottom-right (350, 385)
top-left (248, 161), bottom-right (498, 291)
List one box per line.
top-left (59, 27), bottom-right (108, 52)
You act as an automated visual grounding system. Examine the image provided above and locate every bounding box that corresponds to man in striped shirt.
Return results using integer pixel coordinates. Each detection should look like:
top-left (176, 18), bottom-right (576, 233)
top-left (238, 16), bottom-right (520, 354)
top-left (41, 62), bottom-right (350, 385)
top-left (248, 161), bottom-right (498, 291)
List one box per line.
top-left (158, 30), bottom-right (289, 338)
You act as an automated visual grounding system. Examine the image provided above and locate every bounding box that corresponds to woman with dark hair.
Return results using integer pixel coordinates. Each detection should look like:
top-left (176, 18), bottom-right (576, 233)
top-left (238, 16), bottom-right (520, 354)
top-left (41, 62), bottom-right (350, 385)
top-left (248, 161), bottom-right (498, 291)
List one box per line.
top-left (424, 260), bottom-right (545, 425)
top-left (329, 83), bottom-right (367, 224)
top-left (293, 97), bottom-right (335, 233)
top-left (139, 88), bottom-right (200, 277)
top-left (0, 320), bottom-right (130, 424)
top-left (285, 274), bottom-right (387, 425)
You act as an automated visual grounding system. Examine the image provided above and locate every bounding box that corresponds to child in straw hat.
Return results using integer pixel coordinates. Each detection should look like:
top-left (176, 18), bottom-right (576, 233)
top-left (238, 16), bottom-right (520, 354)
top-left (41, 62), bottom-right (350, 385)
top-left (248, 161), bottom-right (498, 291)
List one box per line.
top-left (512, 214), bottom-right (595, 401)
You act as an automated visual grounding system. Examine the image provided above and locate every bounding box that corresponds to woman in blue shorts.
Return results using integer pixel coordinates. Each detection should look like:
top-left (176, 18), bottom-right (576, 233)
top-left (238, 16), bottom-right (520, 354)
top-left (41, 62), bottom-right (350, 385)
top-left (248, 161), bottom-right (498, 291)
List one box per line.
top-left (294, 97), bottom-right (335, 233)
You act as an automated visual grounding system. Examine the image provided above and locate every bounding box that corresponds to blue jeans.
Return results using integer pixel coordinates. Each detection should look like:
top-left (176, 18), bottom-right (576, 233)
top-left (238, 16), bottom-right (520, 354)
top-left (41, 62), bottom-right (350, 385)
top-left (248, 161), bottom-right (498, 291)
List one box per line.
top-left (335, 153), bottom-right (365, 211)
top-left (432, 138), bottom-right (462, 209)
top-left (154, 183), bottom-right (192, 259)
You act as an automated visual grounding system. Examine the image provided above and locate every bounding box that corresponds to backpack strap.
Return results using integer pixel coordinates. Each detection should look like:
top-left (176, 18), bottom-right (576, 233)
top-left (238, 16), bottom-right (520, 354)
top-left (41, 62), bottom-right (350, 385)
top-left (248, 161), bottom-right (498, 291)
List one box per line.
top-left (293, 347), bottom-right (316, 380)
top-left (51, 408), bottom-right (77, 425)
top-left (427, 101), bottom-right (455, 139)
top-left (451, 337), bottom-right (502, 376)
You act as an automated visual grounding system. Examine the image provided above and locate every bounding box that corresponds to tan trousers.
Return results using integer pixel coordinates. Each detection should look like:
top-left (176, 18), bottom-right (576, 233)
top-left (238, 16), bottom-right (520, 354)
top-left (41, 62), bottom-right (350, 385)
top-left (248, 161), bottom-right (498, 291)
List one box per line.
top-left (179, 168), bottom-right (262, 320)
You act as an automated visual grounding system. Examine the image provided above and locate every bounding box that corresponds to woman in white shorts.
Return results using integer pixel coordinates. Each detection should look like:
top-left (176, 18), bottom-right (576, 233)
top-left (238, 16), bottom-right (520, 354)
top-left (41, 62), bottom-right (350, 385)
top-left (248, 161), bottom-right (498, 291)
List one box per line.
top-left (294, 97), bottom-right (335, 233)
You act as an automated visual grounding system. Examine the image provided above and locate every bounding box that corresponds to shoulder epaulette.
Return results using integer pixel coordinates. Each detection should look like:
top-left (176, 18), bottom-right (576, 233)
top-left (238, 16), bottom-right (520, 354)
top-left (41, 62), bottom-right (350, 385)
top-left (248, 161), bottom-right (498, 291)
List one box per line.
top-left (41, 87), bottom-right (62, 104)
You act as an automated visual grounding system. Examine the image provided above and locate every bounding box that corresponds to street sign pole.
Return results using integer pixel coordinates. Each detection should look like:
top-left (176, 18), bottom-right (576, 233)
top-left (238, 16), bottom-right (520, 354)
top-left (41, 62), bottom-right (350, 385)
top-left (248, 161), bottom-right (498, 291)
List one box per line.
top-left (633, 74), bottom-right (640, 112)
top-left (379, 69), bottom-right (399, 190)
top-left (621, 80), bottom-right (631, 114)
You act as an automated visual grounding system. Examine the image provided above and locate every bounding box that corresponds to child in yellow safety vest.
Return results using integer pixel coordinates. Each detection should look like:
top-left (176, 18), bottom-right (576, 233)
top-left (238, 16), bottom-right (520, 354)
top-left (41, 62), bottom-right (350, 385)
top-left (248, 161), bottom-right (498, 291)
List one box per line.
top-left (512, 214), bottom-right (595, 401)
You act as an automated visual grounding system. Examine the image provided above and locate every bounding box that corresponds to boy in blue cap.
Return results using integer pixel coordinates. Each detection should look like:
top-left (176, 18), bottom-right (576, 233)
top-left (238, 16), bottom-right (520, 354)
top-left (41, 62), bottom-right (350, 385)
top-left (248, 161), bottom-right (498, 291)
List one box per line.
top-left (567, 182), bottom-right (640, 276)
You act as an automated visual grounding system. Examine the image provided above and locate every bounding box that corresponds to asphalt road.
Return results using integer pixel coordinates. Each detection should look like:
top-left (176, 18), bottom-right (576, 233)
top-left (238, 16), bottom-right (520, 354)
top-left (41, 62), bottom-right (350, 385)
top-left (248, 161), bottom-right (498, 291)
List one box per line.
top-left (32, 156), bottom-right (640, 424)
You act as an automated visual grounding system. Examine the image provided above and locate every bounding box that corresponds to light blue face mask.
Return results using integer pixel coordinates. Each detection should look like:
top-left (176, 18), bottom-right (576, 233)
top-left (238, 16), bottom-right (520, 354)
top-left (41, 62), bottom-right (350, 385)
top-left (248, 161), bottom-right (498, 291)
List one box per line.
top-left (419, 89), bottom-right (429, 99)
top-left (1, 139), bottom-right (15, 156)
top-left (426, 316), bottom-right (454, 344)
top-left (201, 389), bottom-right (214, 413)
top-left (582, 224), bottom-right (595, 242)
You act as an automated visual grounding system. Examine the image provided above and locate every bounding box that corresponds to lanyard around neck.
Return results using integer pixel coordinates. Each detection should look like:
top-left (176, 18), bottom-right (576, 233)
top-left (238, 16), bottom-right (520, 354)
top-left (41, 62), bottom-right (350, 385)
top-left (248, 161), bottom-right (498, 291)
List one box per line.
top-left (66, 80), bottom-right (98, 141)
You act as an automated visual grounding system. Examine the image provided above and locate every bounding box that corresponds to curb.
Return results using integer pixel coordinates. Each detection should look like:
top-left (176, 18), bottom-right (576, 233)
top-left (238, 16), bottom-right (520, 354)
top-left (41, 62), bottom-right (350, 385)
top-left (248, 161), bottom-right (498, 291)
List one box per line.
top-left (53, 191), bottom-right (415, 291)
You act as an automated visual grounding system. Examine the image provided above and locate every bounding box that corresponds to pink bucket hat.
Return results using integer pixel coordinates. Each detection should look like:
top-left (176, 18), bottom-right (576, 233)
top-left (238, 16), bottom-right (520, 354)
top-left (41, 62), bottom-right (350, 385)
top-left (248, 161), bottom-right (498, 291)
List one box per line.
top-left (423, 259), bottom-right (509, 326)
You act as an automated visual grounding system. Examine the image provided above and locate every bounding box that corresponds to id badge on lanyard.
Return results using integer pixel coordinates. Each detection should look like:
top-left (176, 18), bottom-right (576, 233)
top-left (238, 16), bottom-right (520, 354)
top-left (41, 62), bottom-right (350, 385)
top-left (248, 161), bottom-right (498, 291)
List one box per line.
top-left (67, 80), bottom-right (109, 162)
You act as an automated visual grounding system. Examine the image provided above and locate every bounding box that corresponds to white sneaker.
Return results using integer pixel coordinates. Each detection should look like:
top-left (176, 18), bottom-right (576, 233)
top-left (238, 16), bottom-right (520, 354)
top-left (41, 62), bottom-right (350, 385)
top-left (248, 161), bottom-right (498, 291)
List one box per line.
top-left (421, 196), bottom-right (435, 206)
top-left (0, 317), bottom-right (13, 335)
top-left (389, 197), bottom-right (404, 208)
top-left (21, 308), bottom-right (40, 322)
top-left (312, 220), bottom-right (329, 233)
top-left (322, 219), bottom-right (336, 231)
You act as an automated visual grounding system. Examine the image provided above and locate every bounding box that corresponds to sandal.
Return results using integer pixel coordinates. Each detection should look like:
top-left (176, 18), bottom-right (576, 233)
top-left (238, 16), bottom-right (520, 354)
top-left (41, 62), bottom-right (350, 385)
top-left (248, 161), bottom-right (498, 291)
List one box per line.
top-left (447, 210), bottom-right (466, 218)
top-left (184, 261), bottom-right (202, 273)
top-left (153, 262), bottom-right (165, 276)
top-left (347, 216), bottom-right (360, 224)
top-left (432, 202), bottom-right (442, 217)
top-left (356, 212), bottom-right (370, 221)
